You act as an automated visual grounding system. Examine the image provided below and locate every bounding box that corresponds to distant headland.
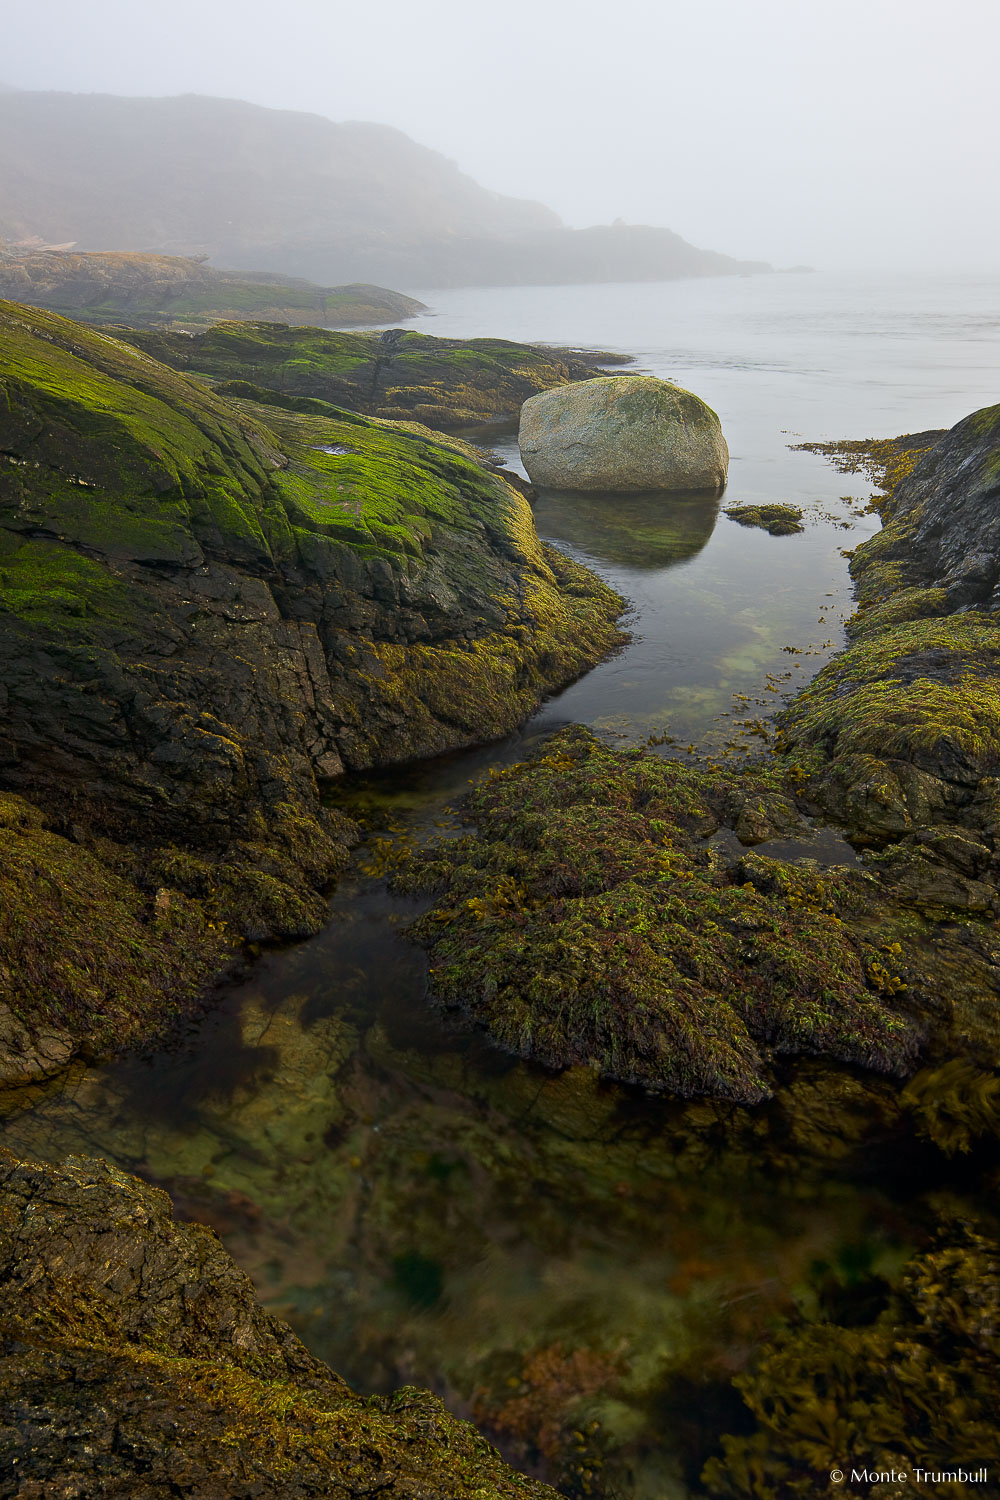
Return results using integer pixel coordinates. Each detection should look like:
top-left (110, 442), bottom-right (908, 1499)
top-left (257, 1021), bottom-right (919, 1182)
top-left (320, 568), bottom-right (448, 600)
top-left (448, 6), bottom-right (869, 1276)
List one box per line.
top-left (0, 87), bottom-right (771, 289)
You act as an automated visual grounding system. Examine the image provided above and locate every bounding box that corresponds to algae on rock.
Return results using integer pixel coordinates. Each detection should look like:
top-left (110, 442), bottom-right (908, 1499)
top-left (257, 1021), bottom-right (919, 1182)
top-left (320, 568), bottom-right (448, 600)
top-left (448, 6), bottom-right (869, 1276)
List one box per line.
top-left (111, 319), bottom-right (624, 429)
top-left (0, 300), bottom-right (624, 1079)
top-left (704, 1222), bottom-right (1000, 1498)
top-left (397, 725), bottom-right (919, 1102)
top-left (724, 503), bottom-right (804, 536)
top-left (0, 1148), bottom-right (558, 1498)
top-left (398, 407), bottom-right (1000, 1101)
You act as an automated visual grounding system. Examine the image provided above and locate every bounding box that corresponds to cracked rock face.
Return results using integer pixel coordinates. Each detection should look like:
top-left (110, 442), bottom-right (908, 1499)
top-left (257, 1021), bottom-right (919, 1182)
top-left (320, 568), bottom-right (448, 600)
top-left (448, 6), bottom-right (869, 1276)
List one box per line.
top-left (876, 405), bottom-right (1000, 611)
top-left (0, 1148), bottom-right (556, 1498)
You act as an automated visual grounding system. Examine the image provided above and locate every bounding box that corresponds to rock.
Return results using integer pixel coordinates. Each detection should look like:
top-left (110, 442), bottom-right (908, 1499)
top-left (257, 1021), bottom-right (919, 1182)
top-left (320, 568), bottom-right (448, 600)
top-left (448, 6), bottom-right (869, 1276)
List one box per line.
top-left (867, 404), bottom-right (1000, 611)
top-left (0, 1003), bottom-right (73, 1086)
top-left (0, 1148), bottom-right (558, 1498)
top-left (724, 503), bottom-right (804, 535)
top-left (116, 320), bottom-right (622, 428)
top-left (0, 248), bottom-right (428, 330)
top-left (0, 301), bottom-right (625, 1069)
top-left (518, 374), bottom-right (729, 493)
top-left (398, 726), bottom-right (919, 1102)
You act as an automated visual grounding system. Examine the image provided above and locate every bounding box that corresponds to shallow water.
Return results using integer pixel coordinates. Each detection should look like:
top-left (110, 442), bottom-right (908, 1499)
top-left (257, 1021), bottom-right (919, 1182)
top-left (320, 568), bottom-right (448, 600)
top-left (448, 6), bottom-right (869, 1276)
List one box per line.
top-left (5, 272), bottom-right (1000, 1496)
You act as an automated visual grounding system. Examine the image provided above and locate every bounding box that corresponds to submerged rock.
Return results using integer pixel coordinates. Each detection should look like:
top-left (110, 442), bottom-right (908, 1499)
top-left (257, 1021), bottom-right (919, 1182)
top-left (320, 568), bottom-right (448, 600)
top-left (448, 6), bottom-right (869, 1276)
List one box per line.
top-left (518, 374), bottom-right (729, 493)
top-left (0, 1148), bottom-right (557, 1497)
top-left (724, 502), bottom-right (804, 535)
top-left (704, 1222), bottom-right (1000, 1498)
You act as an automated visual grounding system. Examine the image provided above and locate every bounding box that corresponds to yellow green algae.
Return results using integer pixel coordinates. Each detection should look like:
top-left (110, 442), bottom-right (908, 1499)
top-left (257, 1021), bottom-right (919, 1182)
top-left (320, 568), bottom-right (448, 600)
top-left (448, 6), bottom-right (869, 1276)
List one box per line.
top-left (396, 725), bottom-right (918, 1103)
top-left (0, 1148), bottom-right (557, 1497)
top-left (370, 410), bottom-right (1000, 1488)
top-left (704, 1223), bottom-right (1000, 1499)
top-left (112, 320), bottom-right (618, 427)
top-left (394, 407), bottom-right (1000, 1101)
top-left (0, 299), bottom-right (623, 1077)
top-left (723, 503), bottom-right (805, 536)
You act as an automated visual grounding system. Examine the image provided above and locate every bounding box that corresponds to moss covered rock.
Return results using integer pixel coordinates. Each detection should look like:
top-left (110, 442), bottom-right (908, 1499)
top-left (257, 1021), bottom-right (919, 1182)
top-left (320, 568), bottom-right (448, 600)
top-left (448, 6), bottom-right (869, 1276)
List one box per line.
top-left (518, 375), bottom-right (729, 493)
top-left (0, 1148), bottom-right (556, 1498)
top-left (0, 300), bottom-right (623, 1073)
top-left (111, 320), bottom-right (624, 429)
top-left (724, 503), bottom-right (804, 535)
top-left (397, 397), bottom-right (1000, 1100)
top-left (780, 409), bottom-right (1000, 859)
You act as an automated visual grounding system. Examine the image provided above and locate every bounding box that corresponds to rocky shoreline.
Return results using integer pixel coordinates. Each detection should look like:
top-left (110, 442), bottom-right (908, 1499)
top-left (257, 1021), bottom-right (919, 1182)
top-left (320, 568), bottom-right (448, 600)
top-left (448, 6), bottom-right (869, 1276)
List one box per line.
top-left (0, 301), bottom-right (624, 1084)
top-left (0, 1148), bottom-right (559, 1497)
top-left (0, 247), bottom-right (428, 330)
top-left (1, 290), bottom-right (999, 1495)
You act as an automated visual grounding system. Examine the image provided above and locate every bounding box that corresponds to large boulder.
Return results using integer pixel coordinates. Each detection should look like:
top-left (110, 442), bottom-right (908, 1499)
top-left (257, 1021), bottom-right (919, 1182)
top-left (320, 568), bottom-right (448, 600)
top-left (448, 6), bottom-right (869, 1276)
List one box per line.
top-left (519, 374), bottom-right (729, 493)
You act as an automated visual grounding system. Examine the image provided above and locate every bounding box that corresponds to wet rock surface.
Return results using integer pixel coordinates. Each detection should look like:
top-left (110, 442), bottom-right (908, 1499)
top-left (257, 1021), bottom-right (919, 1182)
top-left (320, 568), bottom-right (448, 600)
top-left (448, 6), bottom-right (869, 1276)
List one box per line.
top-left (402, 408), bottom-right (1000, 1098)
top-left (0, 1148), bottom-right (556, 1498)
top-left (113, 321), bottom-right (626, 429)
top-left (0, 301), bottom-right (623, 1076)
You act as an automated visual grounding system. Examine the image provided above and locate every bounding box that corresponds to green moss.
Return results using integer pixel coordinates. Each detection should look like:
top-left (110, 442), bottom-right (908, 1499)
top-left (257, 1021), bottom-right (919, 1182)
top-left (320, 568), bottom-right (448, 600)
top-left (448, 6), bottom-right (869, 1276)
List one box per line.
top-left (0, 301), bottom-right (628, 1074)
top-left (781, 615), bottom-right (1000, 781)
top-left (114, 321), bottom-right (596, 428)
top-left (724, 503), bottom-right (804, 536)
top-left (0, 538), bottom-right (132, 623)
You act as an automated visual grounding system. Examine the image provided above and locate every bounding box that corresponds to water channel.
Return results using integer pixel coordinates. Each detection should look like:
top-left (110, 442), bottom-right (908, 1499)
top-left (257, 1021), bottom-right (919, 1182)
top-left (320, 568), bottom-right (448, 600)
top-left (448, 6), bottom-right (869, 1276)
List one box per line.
top-left (4, 271), bottom-right (1000, 1496)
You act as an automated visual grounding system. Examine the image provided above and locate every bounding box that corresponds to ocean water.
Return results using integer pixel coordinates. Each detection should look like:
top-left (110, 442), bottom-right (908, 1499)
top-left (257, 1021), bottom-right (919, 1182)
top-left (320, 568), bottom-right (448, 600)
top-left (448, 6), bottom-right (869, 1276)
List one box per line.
top-left (400, 271), bottom-right (1000, 750)
top-left (4, 272), bottom-right (999, 1497)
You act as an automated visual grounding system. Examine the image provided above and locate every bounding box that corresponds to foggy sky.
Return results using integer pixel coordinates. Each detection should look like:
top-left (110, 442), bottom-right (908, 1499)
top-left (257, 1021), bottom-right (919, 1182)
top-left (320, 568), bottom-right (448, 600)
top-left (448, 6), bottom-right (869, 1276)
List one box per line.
top-left (4, 0), bottom-right (999, 272)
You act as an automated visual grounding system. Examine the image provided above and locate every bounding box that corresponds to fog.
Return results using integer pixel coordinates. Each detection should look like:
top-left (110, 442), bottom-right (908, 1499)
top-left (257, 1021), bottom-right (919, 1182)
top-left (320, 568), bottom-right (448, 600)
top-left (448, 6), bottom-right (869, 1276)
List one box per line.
top-left (4, 0), bottom-right (999, 272)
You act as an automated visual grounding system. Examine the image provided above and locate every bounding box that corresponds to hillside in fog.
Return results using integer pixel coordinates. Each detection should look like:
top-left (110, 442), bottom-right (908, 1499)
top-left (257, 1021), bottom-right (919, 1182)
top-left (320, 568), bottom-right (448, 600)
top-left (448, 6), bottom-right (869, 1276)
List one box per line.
top-left (0, 87), bottom-right (769, 287)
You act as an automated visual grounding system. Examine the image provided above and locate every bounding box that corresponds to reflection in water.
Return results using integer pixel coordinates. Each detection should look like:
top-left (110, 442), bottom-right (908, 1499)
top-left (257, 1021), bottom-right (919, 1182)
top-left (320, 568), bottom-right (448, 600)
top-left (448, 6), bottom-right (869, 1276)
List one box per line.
top-left (0, 845), bottom-right (915, 1500)
top-left (6, 274), bottom-right (1000, 1496)
top-left (532, 486), bottom-right (720, 570)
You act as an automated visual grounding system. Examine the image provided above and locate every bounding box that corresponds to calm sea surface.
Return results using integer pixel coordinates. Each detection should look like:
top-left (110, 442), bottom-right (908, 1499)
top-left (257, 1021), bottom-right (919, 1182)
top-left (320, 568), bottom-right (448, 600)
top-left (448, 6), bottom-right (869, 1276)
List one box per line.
top-left (400, 272), bottom-right (1000, 746)
top-left (4, 273), bottom-right (999, 1497)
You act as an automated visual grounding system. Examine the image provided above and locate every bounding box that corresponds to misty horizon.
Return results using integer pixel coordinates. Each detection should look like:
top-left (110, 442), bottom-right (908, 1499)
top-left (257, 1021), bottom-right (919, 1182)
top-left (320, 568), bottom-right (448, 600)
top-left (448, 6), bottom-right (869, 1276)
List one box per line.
top-left (4, 0), bottom-right (999, 276)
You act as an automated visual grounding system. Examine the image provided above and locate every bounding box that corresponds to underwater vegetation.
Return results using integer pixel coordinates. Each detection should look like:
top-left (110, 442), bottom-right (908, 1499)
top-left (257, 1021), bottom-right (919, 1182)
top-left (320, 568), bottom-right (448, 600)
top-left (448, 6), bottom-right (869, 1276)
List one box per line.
top-left (392, 407), bottom-right (1000, 1490)
top-left (0, 1148), bottom-right (559, 1497)
top-left (704, 1221), bottom-right (1000, 1499)
top-left (0, 299), bottom-right (623, 1080)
